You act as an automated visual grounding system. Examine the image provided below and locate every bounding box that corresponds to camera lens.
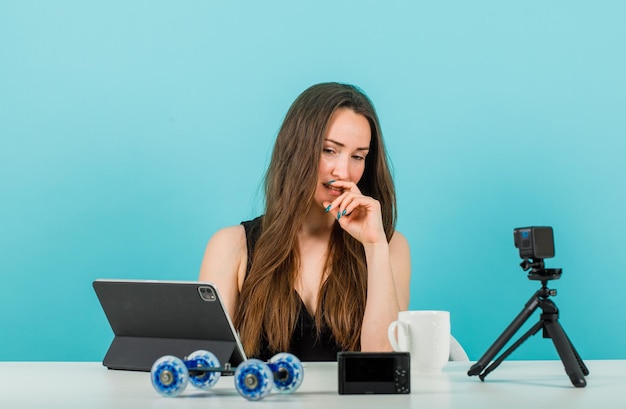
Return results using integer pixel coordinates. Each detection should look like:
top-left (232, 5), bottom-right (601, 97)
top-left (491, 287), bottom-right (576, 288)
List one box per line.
top-left (198, 286), bottom-right (216, 301)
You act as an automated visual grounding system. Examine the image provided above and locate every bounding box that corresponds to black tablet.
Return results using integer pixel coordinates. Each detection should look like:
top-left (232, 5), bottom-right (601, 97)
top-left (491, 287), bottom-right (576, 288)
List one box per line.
top-left (93, 279), bottom-right (247, 371)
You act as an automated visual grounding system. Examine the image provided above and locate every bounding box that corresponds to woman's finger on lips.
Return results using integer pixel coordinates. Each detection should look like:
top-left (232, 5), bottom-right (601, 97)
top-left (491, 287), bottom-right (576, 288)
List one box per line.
top-left (329, 180), bottom-right (361, 194)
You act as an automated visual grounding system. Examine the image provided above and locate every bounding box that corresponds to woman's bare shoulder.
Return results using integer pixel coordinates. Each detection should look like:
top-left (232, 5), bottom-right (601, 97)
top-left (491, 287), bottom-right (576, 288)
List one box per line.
top-left (199, 225), bottom-right (247, 285)
top-left (210, 224), bottom-right (247, 247)
top-left (390, 230), bottom-right (409, 250)
top-left (198, 224), bottom-right (249, 317)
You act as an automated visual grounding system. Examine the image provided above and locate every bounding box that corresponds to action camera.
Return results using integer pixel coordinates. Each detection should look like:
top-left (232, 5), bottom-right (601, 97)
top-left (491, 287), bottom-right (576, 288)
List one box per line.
top-left (513, 226), bottom-right (555, 260)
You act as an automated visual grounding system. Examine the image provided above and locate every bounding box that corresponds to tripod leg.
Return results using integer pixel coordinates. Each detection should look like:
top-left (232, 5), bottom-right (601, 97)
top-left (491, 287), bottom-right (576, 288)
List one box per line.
top-left (479, 320), bottom-right (543, 381)
top-left (545, 323), bottom-right (589, 377)
top-left (468, 290), bottom-right (541, 377)
top-left (541, 308), bottom-right (587, 387)
top-left (569, 340), bottom-right (589, 376)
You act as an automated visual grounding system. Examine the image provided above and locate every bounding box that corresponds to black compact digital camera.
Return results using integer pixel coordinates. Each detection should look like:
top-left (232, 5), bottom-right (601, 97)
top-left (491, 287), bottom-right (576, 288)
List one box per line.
top-left (513, 226), bottom-right (555, 259)
top-left (337, 352), bottom-right (410, 394)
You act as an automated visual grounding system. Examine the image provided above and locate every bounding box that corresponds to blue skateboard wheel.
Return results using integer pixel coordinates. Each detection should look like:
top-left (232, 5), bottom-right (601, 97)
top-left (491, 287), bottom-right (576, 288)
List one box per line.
top-left (234, 359), bottom-right (274, 401)
top-left (186, 350), bottom-right (221, 390)
top-left (268, 352), bottom-right (304, 393)
top-left (150, 355), bottom-right (189, 397)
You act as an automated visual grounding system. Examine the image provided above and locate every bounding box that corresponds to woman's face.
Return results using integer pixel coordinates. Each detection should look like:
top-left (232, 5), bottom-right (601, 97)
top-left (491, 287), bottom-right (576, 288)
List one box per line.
top-left (314, 108), bottom-right (372, 206)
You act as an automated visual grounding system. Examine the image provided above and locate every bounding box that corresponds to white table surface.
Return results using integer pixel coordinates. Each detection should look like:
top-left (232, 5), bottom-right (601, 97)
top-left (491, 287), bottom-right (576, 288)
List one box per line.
top-left (1, 360), bottom-right (623, 408)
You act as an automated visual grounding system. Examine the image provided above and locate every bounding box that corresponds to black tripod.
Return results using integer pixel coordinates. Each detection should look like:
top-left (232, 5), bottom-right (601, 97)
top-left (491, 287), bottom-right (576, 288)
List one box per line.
top-left (467, 259), bottom-right (589, 387)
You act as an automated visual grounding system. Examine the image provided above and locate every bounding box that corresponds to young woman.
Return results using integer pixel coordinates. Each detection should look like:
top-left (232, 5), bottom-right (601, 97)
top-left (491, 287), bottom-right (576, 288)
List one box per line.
top-left (199, 82), bottom-right (411, 361)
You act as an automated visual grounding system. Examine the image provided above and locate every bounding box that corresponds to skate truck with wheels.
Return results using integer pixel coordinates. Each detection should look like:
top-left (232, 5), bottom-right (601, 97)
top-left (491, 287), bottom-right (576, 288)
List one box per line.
top-left (150, 350), bottom-right (304, 401)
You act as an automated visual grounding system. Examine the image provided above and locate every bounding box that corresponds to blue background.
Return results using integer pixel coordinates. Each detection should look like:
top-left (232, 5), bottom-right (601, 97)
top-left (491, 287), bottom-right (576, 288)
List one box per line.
top-left (1, 1), bottom-right (624, 362)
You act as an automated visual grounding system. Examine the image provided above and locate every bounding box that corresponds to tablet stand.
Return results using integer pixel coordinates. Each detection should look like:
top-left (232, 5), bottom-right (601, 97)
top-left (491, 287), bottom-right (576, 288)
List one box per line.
top-left (467, 259), bottom-right (589, 387)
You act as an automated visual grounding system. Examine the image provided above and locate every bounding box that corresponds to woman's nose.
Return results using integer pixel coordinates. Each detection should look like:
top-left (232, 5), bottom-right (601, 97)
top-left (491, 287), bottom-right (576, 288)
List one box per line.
top-left (330, 155), bottom-right (349, 179)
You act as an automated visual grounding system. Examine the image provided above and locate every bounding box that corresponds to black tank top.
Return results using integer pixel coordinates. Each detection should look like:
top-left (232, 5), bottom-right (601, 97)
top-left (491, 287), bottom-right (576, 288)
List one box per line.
top-left (241, 216), bottom-right (342, 361)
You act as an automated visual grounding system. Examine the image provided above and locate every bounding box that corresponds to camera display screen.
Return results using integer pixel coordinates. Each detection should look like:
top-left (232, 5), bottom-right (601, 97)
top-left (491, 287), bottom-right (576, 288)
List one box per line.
top-left (344, 356), bottom-right (395, 382)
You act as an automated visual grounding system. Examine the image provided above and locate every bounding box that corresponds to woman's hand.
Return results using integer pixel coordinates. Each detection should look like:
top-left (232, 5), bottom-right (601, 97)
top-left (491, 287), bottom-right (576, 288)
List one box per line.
top-left (321, 180), bottom-right (387, 245)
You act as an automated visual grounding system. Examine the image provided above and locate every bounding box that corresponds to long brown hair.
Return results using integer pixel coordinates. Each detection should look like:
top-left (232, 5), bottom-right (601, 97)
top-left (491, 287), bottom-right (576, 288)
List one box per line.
top-left (234, 82), bottom-right (396, 356)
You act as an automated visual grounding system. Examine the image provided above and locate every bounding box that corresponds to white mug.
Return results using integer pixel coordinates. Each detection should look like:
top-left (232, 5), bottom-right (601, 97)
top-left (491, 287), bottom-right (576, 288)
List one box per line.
top-left (388, 310), bottom-right (450, 372)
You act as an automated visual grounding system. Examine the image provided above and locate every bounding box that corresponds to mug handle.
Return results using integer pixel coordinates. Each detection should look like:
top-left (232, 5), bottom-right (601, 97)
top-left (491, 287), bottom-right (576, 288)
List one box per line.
top-left (387, 320), bottom-right (407, 351)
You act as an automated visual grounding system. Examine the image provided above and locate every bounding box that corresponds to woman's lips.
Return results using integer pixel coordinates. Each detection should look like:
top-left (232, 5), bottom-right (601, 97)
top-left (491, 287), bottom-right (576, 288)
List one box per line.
top-left (324, 183), bottom-right (343, 195)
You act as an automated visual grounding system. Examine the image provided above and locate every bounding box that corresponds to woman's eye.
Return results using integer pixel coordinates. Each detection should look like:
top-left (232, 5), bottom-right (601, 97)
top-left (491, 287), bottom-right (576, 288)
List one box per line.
top-left (323, 148), bottom-right (336, 155)
top-left (352, 155), bottom-right (365, 161)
